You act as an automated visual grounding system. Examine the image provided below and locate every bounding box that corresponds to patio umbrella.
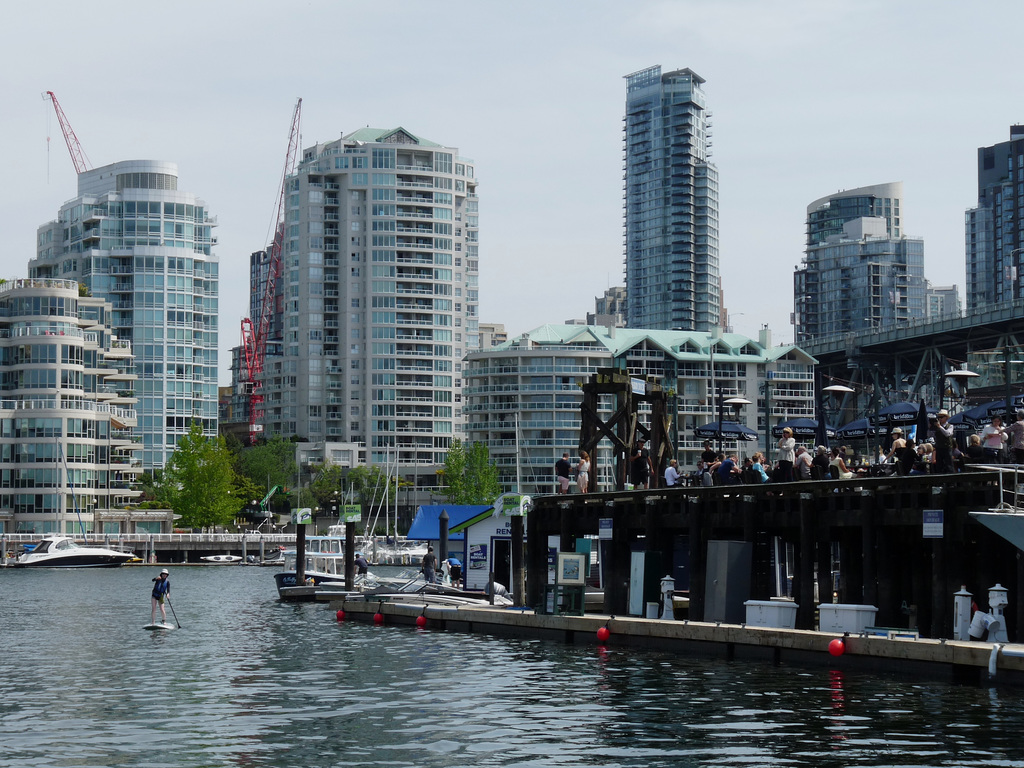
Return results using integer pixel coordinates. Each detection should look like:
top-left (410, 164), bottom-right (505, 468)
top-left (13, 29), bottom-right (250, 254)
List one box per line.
top-left (914, 399), bottom-right (930, 443)
top-left (834, 418), bottom-right (875, 439)
top-left (875, 402), bottom-right (923, 426)
top-left (771, 418), bottom-right (834, 439)
top-left (694, 421), bottom-right (759, 442)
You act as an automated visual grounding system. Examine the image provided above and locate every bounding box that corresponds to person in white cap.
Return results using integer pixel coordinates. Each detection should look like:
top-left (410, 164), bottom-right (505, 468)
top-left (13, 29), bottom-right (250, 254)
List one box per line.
top-left (885, 427), bottom-right (906, 463)
top-left (151, 568), bottom-right (170, 624)
top-left (933, 409), bottom-right (955, 473)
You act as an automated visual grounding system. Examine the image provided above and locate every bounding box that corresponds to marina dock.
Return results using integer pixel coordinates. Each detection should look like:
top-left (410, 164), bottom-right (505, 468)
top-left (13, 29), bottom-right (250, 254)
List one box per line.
top-left (325, 597), bottom-right (1024, 687)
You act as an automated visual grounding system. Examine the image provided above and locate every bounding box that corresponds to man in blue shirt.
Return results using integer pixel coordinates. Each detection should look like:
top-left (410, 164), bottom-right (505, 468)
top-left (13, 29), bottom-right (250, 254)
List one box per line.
top-left (716, 455), bottom-right (740, 485)
top-left (151, 569), bottom-right (170, 624)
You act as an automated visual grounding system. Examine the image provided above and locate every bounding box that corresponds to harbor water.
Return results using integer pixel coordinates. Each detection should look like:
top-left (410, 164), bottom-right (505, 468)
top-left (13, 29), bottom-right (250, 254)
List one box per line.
top-left (2, 566), bottom-right (1024, 767)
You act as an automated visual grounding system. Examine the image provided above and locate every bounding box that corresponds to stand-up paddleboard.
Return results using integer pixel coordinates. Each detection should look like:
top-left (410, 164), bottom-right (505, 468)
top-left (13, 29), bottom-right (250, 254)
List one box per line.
top-left (144, 622), bottom-right (176, 631)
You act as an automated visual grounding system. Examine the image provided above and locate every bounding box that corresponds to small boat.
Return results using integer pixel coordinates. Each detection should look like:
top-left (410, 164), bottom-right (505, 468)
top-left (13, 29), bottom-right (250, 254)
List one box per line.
top-left (13, 535), bottom-right (135, 568)
top-left (200, 554), bottom-right (242, 564)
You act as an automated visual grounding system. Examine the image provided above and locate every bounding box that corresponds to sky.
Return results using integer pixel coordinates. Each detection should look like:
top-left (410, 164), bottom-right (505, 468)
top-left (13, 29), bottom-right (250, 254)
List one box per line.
top-left (3, 0), bottom-right (1023, 385)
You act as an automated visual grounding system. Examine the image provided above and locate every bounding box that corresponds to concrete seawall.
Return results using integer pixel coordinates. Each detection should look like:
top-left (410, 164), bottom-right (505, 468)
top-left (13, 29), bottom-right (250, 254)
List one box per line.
top-left (325, 597), bottom-right (1024, 687)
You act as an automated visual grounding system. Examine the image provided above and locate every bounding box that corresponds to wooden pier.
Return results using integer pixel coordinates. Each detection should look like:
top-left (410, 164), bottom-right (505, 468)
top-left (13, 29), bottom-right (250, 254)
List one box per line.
top-left (525, 472), bottom-right (1024, 640)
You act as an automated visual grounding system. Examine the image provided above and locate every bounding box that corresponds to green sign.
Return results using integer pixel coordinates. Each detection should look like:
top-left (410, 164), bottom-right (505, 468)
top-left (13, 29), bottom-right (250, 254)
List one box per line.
top-left (291, 507), bottom-right (313, 525)
top-left (343, 504), bottom-right (362, 523)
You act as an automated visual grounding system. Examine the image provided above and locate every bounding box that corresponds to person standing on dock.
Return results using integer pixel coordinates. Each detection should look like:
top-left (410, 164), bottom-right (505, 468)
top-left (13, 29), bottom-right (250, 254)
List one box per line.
top-left (775, 427), bottom-right (796, 482)
top-left (151, 569), bottom-right (170, 625)
top-left (576, 451), bottom-right (591, 494)
top-left (421, 546), bottom-right (438, 583)
top-left (933, 409), bottom-right (955, 473)
top-left (354, 552), bottom-right (369, 576)
top-left (1007, 410), bottom-right (1024, 464)
top-left (555, 453), bottom-right (573, 494)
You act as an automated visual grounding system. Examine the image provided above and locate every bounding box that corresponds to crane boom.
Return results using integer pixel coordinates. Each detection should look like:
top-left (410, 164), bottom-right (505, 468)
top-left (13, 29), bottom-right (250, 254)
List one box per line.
top-left (44, 91), bottom-right (92, 174)
top-left (240, 97), bottom-right (302, 444)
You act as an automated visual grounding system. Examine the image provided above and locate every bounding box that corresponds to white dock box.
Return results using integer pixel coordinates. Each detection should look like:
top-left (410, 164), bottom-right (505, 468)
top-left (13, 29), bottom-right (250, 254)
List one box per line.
top-left (818, 603), bottom-right (878, 633)
top-left (744, 599), bottom-right (798, 629)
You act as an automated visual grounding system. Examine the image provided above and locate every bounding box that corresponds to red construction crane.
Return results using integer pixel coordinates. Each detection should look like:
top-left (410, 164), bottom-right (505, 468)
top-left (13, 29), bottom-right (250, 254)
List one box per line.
top-left (240, 97), bottom-right (302, 445)
top-left (44, 91), bottom-right (92, 174)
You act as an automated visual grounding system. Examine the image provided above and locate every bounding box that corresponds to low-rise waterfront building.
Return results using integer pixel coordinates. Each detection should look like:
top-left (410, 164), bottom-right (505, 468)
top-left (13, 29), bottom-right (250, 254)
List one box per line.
top-left (463, 324), bottom-right (816, 496)
top-left (0, 278), bottom-right (144, 533)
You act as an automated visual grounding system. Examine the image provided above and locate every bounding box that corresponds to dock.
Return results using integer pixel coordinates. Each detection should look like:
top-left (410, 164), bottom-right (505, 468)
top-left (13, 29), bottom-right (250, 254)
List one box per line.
top-left (325, 597), bottom-right (1024, 687)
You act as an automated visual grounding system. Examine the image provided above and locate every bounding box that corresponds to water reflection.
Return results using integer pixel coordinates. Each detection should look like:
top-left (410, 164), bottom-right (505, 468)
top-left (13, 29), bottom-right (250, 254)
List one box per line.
top-left (1, 566), bottom-right (1023, 767)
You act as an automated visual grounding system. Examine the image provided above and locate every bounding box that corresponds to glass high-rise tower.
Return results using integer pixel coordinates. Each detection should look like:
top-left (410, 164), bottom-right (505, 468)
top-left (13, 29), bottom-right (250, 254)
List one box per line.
top-left (624, 65), bottom-right (720, 331)
top-left (30, 160), bottom-right (219, 469)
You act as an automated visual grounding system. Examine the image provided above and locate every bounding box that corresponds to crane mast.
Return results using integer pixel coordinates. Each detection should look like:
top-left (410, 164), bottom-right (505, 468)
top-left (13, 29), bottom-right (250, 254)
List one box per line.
top-left (240, 98), bottom-right (302, 445)
top-left (44, 91), bottom-right (92, 174)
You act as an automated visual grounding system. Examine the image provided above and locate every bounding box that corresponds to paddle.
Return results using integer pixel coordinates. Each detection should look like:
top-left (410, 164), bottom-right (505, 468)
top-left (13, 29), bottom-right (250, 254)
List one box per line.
top-left (166, 595), bottom-right (182, 629)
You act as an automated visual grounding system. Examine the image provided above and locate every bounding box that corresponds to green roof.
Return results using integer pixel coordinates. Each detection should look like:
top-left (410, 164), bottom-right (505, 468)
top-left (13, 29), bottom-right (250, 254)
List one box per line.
top-left (343, 127), bottom-right (442, 148)
top-left (488, 324), bottom-right (817, 365)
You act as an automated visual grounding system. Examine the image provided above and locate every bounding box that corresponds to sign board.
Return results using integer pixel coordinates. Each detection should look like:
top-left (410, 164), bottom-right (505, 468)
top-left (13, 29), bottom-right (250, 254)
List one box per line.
top-left (599, 517), bottom-right (613, 540)
top-left (492, 492), bottom-right (532, 516)
top-left (923, 509), bottom-right (943, 538)
top-left (342, 504), bottom-right (361, 523)
top-left (292, 507), bottom-right (313, 525)
top-left (630, 377), bottom-right (646, 396)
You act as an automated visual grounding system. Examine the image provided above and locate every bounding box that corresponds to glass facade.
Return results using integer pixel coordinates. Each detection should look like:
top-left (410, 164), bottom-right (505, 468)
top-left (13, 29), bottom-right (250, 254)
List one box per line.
top-left (966, 127), bottom-right (1024, 310)
top-left (624, 66), bottom-right (720, 332)
top-left (30, 161), bottom-right (218, 469)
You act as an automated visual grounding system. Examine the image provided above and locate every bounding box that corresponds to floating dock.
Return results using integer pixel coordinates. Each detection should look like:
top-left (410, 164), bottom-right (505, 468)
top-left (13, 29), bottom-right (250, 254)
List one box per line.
top-left (325, 597), bottom-right (1024, 687)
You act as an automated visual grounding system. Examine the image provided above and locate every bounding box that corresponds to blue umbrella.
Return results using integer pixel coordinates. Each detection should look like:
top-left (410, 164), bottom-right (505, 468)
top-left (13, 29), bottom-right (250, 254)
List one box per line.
top-left (835, 418), bottom-right (876, 439)
top-left (875, 402), bottom-right (925, 426)
top-left (915, 399), bottom-right (930, 443)
top-left (694, 421), bottom-right (759, 442)
top-left (772, 418), bottom-right (834, 439)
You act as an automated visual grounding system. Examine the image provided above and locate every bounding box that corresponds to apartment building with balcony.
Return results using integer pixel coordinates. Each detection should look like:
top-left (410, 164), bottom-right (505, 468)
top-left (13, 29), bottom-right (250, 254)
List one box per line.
top-left (0, 278), bottom-right (144, 533)
top-left (463, 324), bottom-right (815, 496)
top-left (29, 160), bottom-right (219, 470)
top-left (251, 128), bottom-right (479, 470)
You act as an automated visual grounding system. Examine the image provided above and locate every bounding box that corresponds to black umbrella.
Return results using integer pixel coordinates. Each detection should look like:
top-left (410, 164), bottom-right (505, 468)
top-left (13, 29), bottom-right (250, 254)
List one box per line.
top-left (914, 399), bottom-right (930, 443)
top-left (694, 421), bottom-right (759, 442)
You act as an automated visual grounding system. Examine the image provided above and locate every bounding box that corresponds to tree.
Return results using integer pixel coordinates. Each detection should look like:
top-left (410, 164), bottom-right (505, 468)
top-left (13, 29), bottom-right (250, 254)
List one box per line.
top-left (233, 435), bottom-right (298, 490)
top-left (440, 439), bottom-right (501, 504)
top-left (159, 423), bottom-right (242, 528)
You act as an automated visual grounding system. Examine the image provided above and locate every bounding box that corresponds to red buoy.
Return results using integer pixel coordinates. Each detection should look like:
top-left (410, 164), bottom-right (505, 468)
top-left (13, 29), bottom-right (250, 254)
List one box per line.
top-left (416, 615), bottom-right (427, 628)
top-left (336, 609), bottom-right (345, 621)
top-left (828, 638), bottom-right (845, 657)
top-left (596, 626), bottom-right (611, 642)
top-left (373, 612), bottom-right (384, 625)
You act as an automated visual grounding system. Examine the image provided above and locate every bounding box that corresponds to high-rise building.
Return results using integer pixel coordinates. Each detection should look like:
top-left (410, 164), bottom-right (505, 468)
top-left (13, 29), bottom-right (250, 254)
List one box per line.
top-left (30, 160), bottom-right (219, 469)
top-left (794, 182), bottom-right (925, 342)
top-left (0, 278), bottom-right (144, 533)
top-left (966, 126), bottom-right (1024, 309)
top-left (623, 66), bottom-right (720, 331)
top-left (254, 128), bottom-right (478, 466)
top-left (924, 281), bottom-right (962, 319)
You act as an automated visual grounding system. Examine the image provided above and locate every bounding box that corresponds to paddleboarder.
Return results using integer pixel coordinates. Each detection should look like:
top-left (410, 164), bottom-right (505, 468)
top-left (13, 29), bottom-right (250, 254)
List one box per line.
top-left (151, 568), bottom-right (171, 625)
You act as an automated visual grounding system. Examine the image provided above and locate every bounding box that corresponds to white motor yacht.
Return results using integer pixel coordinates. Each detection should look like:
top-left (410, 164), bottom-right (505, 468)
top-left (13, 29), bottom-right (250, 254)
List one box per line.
top-left (14, 536), bottom-right (136, 568)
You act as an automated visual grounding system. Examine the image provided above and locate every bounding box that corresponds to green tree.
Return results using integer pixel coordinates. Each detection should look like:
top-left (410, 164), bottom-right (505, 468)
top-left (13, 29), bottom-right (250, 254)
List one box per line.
top-left (234, 435), bottom-right (298, 490)
top-left (440, 439), bottom-right (501, 504)
top-left (159, 423), bottom-right (242, 528)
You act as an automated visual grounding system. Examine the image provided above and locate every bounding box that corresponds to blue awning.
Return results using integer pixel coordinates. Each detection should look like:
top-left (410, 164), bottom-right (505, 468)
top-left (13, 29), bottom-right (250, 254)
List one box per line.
top-left (406, 505), bottom-right (493, 541)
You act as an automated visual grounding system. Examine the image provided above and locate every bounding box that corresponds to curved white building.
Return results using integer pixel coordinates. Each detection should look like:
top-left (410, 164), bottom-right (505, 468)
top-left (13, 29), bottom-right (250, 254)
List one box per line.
top-left (0, 278), bottom-right (143, 533)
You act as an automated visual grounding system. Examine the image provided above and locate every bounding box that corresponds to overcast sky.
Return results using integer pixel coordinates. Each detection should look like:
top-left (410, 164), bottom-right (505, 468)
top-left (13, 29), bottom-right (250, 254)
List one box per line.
top-left (3, 0), bottom-right (1023, 384)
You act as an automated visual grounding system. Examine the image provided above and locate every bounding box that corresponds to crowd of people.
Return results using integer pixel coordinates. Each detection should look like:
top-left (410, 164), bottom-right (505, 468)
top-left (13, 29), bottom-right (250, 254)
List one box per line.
top-left (552, 409), bottom-right (1024, 492)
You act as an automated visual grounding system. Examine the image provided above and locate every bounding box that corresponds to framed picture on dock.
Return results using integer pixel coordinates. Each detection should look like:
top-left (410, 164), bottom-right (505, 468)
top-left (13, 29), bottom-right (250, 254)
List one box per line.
top-left (557, 553), bottom-right (587, 586)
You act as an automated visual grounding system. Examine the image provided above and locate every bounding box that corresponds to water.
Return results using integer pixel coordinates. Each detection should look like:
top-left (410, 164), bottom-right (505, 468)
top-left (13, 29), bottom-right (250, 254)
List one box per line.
top-left (1, 566), bottom-right (1023, 768)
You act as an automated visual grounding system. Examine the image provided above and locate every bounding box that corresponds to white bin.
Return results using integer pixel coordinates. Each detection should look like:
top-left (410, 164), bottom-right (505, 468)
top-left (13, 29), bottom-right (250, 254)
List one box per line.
top-left (744, 599), bottom-right (798, 629)
top-left (818, 603), bottom-right (878, 633)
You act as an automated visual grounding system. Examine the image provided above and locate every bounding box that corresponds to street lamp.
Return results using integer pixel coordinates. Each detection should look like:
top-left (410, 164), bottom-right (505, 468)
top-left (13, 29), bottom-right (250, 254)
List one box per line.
top-left (723, 396), bottom-right (753, 453)
top-left (823, 384), bottom-right (855, 433)
top-left (943, 369), bottom-right (978, 413)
